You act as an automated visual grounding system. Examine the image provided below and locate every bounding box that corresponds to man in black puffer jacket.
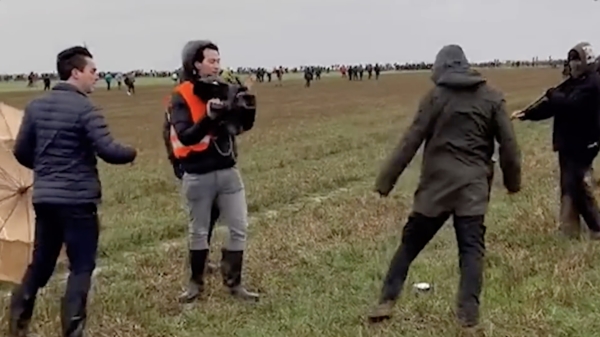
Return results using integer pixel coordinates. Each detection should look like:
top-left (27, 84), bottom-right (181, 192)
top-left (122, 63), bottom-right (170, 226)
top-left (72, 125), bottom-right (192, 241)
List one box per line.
top-left (9, 46), bottom-right (137, 337)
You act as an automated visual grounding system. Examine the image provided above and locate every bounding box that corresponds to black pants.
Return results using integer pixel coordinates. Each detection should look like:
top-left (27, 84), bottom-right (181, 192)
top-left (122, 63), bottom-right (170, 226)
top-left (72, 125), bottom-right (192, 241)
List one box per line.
top-left (380, 212), bottom-right (485, 322)
top-left (559, 150), bottom-right (600, 232)
top-left (11, 203), bottom-right (99, 333)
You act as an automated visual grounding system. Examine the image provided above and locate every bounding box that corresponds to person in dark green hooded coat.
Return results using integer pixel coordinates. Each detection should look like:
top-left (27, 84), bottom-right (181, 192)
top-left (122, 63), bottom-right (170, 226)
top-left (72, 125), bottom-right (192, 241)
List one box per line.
top-left (368, 44), bottom-right (521, 328)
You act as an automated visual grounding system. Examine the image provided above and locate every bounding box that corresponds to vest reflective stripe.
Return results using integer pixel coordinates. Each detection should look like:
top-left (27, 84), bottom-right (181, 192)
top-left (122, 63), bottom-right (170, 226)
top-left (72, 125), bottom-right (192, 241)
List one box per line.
top-left (170, 125), bottom-right (210, 155)
top-left (168, 81), bottom-right (212, 159)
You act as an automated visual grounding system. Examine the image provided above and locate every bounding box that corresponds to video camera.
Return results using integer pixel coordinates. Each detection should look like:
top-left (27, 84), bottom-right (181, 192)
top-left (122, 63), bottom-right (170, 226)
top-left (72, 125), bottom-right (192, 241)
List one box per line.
top-left (193, 76), bottom-right (256, 135)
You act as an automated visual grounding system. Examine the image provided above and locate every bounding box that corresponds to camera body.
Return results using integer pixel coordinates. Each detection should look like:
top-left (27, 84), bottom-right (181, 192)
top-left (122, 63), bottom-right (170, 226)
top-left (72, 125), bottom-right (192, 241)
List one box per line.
top-left (193, 76), bottom-right (256, 135)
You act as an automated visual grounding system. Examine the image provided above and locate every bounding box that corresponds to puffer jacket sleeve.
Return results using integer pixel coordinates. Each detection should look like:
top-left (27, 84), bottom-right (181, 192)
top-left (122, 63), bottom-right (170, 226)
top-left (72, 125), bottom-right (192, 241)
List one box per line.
top-left (80, 105), bottom-right (137, 164)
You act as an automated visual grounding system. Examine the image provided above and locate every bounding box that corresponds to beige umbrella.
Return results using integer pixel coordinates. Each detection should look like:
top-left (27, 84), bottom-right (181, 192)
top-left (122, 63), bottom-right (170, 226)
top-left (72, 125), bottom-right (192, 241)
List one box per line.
top-left (0, 102), bottom-right (35, 284)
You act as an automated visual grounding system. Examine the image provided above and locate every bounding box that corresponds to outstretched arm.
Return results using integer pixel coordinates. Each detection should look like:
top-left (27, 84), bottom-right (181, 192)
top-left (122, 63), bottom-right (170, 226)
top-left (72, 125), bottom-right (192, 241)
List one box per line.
top-left (494, 99), bottom-right (521, 193)
top-left (375, 91), bottom-right (438, 196)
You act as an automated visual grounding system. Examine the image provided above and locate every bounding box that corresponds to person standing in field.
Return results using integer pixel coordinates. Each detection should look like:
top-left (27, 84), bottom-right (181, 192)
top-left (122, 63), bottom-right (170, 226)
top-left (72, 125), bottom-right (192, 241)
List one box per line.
top-left (42, 74), bottom-right (51, 91)
top-left (374, 63), bottom-right (381, 80)
top-left (368, 44), bottom-right (521, 328)
top-left (115, 72), bottom-right (123, 90)
top-left (304, 66), bottom-right (313, 87)
top-left (104, 72), bottom-right (113, 90)
top-left (162, 75), bottom-right (222, 278)
top-left (124, 72), bottom-right (135, 95)
top-left (169, 40), bottom-right (258, 303)
top-left (564, 58), bottom-right (597, 189)
top-left (275, 66), bottom-right (284, 86)
top-left (9, 46), bottom-right (137, 337)
top-left (512, 42), bottom-right (600, 239)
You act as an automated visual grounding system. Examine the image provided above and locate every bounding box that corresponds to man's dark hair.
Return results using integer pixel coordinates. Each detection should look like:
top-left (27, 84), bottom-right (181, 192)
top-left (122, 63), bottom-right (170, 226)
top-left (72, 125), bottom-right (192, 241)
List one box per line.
top-left (56, 46), bottom-right (93, 81)
top-left (194, 43), bottom-right (219, 63)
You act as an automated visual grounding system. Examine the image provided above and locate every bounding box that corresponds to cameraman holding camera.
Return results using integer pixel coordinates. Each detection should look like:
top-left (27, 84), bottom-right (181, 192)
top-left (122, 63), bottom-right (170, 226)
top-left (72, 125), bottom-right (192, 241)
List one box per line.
top-left (168, 40), bottom-right (258, 302)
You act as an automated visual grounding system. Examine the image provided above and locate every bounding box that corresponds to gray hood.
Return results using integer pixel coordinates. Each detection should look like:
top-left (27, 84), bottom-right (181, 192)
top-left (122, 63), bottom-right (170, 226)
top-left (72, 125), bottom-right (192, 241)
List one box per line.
top-left (431, 45), bottom-right (485, 88)
top-left (181, 40), bottom-right (215, 81)
top-left (569, 42), bottom-right (596, 74)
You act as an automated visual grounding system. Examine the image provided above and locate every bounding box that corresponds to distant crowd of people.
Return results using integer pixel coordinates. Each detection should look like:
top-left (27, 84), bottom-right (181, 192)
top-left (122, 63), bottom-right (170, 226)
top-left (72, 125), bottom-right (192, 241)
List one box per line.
top-left (1, 57), bottom-right (567, 86)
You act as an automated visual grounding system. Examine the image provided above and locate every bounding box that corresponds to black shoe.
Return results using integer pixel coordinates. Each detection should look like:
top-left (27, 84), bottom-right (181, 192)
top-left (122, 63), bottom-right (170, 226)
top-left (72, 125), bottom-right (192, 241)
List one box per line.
top-left (220, 249), bottom-right (259, 302)
top-left (367, 300), bottom-right (395, 323)
top-left (178, 249), bottom-right (209, 303)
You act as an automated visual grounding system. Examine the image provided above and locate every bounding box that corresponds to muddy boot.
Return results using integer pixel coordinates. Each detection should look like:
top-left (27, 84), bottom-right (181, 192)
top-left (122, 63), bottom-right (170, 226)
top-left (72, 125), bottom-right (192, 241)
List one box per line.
top-left (61, 273), bottom-right (91, 337)
top-left (8, 286), bottom-right (38, 337)
top-left (220, 249), bottom-right (259, 302)
top-left (179, 249), bottom-right (208, 303)
top-left (558, 195), bottom-right (583, 238)
top-left (456, 302), bottom-right (479, 328)
top-left (367, 300), bottom-right (395, 323)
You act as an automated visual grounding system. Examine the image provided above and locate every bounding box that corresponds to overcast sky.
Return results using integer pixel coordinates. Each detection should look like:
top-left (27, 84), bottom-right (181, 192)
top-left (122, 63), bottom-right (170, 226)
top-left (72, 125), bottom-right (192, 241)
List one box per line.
top-left (1, 0), bottom-right (599, 73)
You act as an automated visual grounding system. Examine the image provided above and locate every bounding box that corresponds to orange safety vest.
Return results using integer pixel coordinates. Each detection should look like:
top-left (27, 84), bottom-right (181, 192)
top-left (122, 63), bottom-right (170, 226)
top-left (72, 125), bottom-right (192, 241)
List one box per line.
top-left (168, 81), bottom-right (212, 159)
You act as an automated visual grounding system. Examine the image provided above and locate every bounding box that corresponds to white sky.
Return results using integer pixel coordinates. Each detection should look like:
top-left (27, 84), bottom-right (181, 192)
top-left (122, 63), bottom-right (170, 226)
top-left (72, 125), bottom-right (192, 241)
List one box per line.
top-left (1, 0), bottom-right (599, 73)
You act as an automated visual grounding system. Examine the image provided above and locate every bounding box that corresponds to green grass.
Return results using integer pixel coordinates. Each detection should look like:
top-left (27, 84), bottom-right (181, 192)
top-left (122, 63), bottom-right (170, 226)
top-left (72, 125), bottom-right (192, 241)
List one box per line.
top-left (1, 68), bottom-right (597, 336)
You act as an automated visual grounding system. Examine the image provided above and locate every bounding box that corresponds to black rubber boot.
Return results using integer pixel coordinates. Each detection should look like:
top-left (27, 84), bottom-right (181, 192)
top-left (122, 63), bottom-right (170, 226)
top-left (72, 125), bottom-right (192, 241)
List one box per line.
top-left (61, 273), bottom-right (91, 337)
top-left (220, 249), bottom-right (259, 302)
top-left (61, 297), bottom-right (86, 337)
top-left (205, 219), bottom-right (219, 275)
top-left (179, 249), bottom-right (209, 303)
top-left (8, 285), bottom-right (39, 337)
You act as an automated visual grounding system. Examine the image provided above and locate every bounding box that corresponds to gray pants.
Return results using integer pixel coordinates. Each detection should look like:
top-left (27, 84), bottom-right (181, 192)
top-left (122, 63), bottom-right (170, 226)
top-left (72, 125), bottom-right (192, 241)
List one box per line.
top-left (182, 168), bottom-right (248, 251)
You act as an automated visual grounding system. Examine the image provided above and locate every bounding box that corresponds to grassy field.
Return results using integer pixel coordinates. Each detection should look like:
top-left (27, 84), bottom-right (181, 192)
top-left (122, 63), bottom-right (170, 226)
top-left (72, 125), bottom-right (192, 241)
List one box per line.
top-left (1, 68), bottom-right (599, 337)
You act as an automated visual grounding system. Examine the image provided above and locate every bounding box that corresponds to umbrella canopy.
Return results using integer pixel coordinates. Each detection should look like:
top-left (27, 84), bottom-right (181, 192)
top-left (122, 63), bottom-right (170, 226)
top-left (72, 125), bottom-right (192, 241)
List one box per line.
top-left (0, 103), bottom-right (35, 284)
top-left (0, 102), bottom-right (23, 141)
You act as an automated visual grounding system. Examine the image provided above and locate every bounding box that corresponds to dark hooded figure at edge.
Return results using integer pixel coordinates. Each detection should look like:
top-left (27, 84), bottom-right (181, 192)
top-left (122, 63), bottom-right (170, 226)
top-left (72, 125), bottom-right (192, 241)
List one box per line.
top-left (512, 42), bottom-right (600, 239)
top-left (368, 45), bottom-right (521, 327)
top-left (168, 40), bottom-right (259, 303)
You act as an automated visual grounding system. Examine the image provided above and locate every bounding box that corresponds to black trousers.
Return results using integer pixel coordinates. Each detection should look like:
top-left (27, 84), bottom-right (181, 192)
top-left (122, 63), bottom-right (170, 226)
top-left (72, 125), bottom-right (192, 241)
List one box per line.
top-left (11, 203), bottom-right (99, 332)
top-left (380, 212), bottom-right (485, 322)
top-left (559, 150), bottom-right (600, 232)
